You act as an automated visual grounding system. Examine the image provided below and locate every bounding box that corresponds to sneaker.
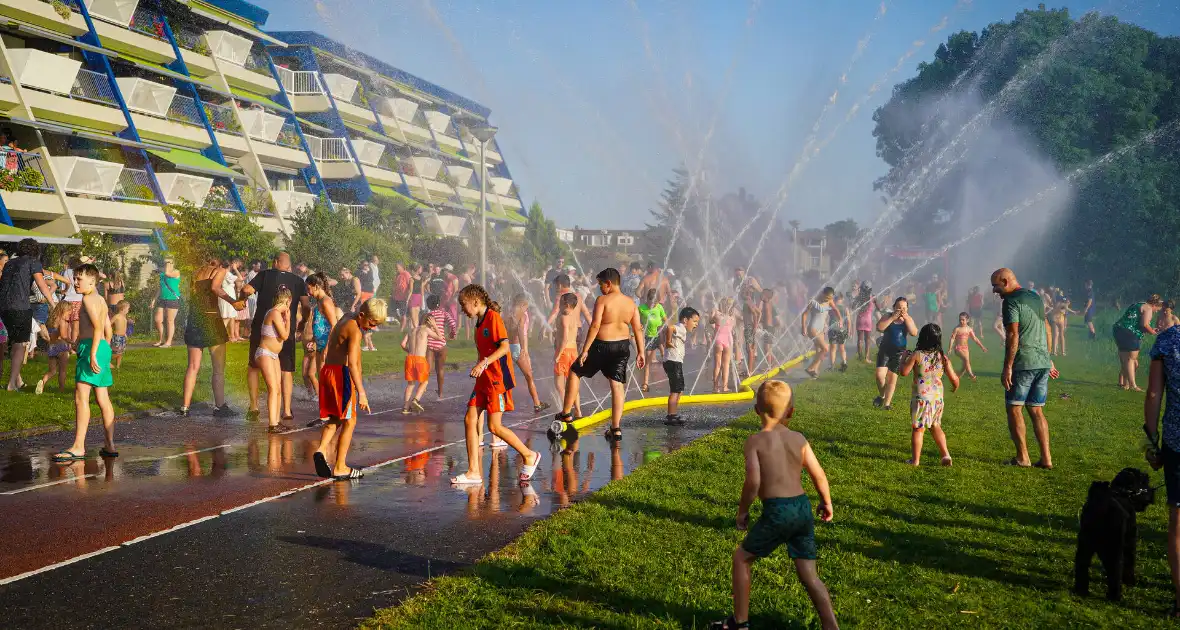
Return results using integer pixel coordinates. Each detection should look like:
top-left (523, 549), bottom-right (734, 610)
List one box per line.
top-left (490, 437), bottom-right (508, 448)
top-left (872, 396), bottom-right (883, 408)
top-left (213, 404), bottom-right (236, 418)
top-left (35, 380), bottom-right (44, 395)
top-left (179, 406), bottom-right (190, 417)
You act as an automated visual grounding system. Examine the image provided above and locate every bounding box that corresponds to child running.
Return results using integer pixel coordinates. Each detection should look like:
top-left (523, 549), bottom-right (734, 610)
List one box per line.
top-left (53, 264), bottom-right (116, 461)
top-left (507, 293), bottom-right (549, 413)
top-left (711, 380), bottom-right (837, 630)
top-left (713, 297), bottom-right (737, 393)
top-left (110, 300), bottom-right (130, 370)
top-left (554, 293), bottom-right (582, 418)
top-left (451, 284), bottom-right (541, 485)
top-left (639, 289), bottom-right (667, 392)
top-left (555, 268), bottom-right (646, 441)
top-left (899, 323), bottom-right (960, 467)
top-left (664, 307), bottom-right (700, 426)
top-left (35, 300), bottom-right (71, 394)
top-left (313, 299), bottom-right (385, 481)
top-left (425, 294), bottom-right (457, 399)
top-left (949, 312), bottom-right (987, 380)
top-left (401, 311), bottom-right (442, 414)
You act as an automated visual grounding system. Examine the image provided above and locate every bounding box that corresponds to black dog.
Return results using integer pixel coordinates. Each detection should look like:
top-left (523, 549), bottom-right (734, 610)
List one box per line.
top-left (1073, 467), bottom-right (1155, 600)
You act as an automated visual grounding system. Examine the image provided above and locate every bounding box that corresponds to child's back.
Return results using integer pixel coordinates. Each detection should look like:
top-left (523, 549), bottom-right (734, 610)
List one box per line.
top-left (746, 425), bottom-right (808, 500)
top-left (111, 310), bottom-right (128, 336)
top-left (555, 309), bottom-right (579, 351)
top-left (406, 324), bottom-right (431, 357)
top-left (595, 290), bottom-right (638, 341)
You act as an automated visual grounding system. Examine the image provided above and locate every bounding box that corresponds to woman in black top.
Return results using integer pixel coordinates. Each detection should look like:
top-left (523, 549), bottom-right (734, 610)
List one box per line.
top-left (333, 266), bottom-right (361, 314)
top-left (105, 270), bottom-right (126, 307)
top-left (0, 238), bottom-right (56, 391)
top-left (180, 258), bottom-right (242, 417)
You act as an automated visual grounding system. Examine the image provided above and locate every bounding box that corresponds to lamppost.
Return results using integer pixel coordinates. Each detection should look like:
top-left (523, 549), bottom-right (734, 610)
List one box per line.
top-left (458, 118), bottom-right (498, 286)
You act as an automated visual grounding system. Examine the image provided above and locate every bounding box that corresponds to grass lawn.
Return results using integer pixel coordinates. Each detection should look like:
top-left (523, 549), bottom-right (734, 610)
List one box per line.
top-left (0, 330), bottom-right (478, 434)
top-left (363, 320), bottom-right (1178, 629)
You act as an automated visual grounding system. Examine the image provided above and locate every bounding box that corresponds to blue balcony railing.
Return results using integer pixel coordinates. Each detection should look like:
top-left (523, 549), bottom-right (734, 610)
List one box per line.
top-left (112, 168), bottom-right (158, 202)
top-left (0, 149), bottom-right (54, 193)
top-left (167, 94), bottom-right (203, 127)
top-left (70, 69), bottom-right (118, 106)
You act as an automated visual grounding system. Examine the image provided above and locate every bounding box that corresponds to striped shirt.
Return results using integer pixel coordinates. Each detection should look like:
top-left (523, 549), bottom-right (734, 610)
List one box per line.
top-left (428, 307), bottom-right (456, 351)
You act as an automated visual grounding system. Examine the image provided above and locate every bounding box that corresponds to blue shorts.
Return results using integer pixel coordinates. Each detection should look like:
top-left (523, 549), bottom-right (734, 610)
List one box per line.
top-left (1005, 368), bottom-right (1049, 407)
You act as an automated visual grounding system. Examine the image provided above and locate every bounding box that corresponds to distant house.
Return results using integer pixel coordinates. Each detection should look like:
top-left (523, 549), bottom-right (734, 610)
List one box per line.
top-left (564, 227), bottom-right (644, 254)
top-left (792, 228), bottom-right (830, 275)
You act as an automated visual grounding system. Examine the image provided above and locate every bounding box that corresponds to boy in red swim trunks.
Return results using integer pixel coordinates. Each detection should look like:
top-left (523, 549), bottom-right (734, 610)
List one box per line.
top-left (401, 310), bottom-right (442, 414)
top-left (554, 293), bottom-right (582, 418)
top-left (313, 298), bottom-right (386, 481)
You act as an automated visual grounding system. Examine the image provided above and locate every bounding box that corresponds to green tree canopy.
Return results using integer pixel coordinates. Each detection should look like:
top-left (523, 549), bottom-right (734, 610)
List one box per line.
top-left (284, 199), bottom-right (407, 276)
top-left (872, 7), bottom-right (1180, 299)
top-left (161, 201), bottom-right (276, 277)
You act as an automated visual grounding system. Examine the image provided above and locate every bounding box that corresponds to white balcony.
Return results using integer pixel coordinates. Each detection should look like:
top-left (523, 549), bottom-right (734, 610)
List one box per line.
top-left (446, 165), bottom-right (473, 188)
top-left (49, 156), bottom-right (124, 197)
top-left (421, 211), bottom-right (467, 238)
top-left (238, 108), bottom-right (284, 143)
top-left (422, 110), bottom-right (451, 133)
top-left (351, 138), bottom-right (385, 167)
top-left (155, 172), bottom-right (214, 205)
top-left (379, 97), bottom-right (418, 122)
top-left (489, 176), bottom-right (513, 196)
top-left (409, 156), bottom-right (442, 180)
top-left (115, 77), bottom-right (176, 117)
top-left (7, 48), bottom-right (82, 94)
top-left (84, 0), bottom-right (138, 26)
top-left (271, 190), bottom-right (317, 216)
top-left (321, 73), bottom-right (359, 103)
top-left (204, 30), bottom-right (252, 67)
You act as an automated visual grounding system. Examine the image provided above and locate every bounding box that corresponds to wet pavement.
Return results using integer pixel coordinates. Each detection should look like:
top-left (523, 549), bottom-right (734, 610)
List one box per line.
top-left (0, 350), bottom-right (766, 629)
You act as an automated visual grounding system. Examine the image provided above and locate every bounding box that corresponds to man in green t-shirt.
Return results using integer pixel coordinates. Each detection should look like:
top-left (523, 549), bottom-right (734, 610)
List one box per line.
top-left (992, 268), bottom-right (1058, 469)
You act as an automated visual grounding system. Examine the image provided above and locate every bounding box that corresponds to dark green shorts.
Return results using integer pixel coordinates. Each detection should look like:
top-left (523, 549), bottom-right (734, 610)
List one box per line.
top-left (741, 494), bottom-right (817, 559)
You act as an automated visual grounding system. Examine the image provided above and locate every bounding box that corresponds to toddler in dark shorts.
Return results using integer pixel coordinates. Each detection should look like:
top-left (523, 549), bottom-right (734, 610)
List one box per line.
top-left (711, 381), bottom-right (838, 630)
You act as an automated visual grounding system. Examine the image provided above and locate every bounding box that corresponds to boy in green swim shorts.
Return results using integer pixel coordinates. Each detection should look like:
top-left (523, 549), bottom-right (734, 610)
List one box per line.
top-left (53, 264), bottom-right (117, 462)
top-left (711, 380), bottom-right (838, 630)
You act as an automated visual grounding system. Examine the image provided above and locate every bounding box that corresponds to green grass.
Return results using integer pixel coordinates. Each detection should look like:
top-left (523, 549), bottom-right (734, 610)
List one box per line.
top-left (0, 330), bottom-right (478, 433)
top-left (363, 323), bottom-right (1177, 629)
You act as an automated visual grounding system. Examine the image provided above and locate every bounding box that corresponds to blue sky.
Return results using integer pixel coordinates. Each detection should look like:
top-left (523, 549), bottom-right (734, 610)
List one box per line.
top-left (259, 0), bottom-right (1180, 230)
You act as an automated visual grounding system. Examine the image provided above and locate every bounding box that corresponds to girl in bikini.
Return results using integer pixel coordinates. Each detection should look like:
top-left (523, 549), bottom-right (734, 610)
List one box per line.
top-left (1049, 299), bottom-right (1076, 356)
top-left (712, 297), bottom-right (736, 393)
top-left (256, 288), bottom-right (292, 433)
top-left (949, 312), bottom-right (987, 380)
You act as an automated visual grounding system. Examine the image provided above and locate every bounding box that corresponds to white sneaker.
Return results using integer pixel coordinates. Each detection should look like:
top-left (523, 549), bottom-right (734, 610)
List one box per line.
top-left (491, 437), bottom-right (508, 449)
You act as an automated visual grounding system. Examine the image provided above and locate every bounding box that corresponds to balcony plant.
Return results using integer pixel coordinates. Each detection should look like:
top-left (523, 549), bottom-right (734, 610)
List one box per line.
top-left (192, 39), bottom-right (211, 57)
top-left (51, 0), bottom-right (71, 19)
top-left (398, 161), bottom-right (417, 177)
top-left (277, 128), bottom-right (301, 148)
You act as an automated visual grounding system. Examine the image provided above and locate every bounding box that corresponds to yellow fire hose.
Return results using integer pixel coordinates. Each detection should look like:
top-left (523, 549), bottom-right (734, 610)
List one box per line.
top-left (549, 351), bottom-right (816, 436)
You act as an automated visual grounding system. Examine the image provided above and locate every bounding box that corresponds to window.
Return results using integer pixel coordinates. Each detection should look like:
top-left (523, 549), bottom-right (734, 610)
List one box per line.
top-left (587, 235), bottom-right (607, 247)
top-left (810, 255), bottom-right (821, 268)
top-left (617, 234), bottom-right (634, 246)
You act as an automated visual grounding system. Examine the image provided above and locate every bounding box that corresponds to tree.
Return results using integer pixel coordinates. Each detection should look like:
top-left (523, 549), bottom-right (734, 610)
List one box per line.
top-left (359, 192), bottom-right (422, 242)
top-left (161, 200), bottom-right (276, 277)
top-left (409, 235), bottom-right (473, 269)
top-left (284, 198), bottom-right (407, 276)
top-left (823, 219), bottom-right (859, 267)
top-left (871, 8), bottom-right (1180, 299)
top-left (514, 201), bottom-right (569, 273)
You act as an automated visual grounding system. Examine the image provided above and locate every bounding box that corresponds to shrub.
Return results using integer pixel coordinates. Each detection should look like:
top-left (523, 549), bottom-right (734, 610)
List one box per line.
top-left (161, 199), bottom-right (277, 277)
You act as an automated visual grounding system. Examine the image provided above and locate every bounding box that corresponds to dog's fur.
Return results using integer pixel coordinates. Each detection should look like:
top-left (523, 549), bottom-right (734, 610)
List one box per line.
top-left (1073, 467), bottom-right (1155, 600)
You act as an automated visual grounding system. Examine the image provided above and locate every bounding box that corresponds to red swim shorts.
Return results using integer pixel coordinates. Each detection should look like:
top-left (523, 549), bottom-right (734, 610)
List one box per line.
top-left (404, 355), bottom-right (429, 383)
top-left (468, 387), bottom-right (513, 414)
top-left (318, 363), bottom-right (356, 420)
top-left (555, 347), bottom-right (577, 377)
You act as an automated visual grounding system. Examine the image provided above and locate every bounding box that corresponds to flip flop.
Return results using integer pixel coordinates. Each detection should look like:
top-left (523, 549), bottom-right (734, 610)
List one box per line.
top-left (451, 472), bottom-right (483, 485)
top-left (332, 467), bottom-right (364, 481)
top-left (534, 402), bottom-right (551, 413)
top-left (519, 451), bottom-right (541, 482)
top-left (99, 447), bottom-right (119, 458)
top-left (313, 452), bottom-right (332, 478)
top-left (1005, 457), bottom-right (1032, 468)
top-left (941, 456), bottom-right (953, 467)
top-left (605, 427), bottom-right (623, 441)
top-left (51, 450), bottom-right (85, 462)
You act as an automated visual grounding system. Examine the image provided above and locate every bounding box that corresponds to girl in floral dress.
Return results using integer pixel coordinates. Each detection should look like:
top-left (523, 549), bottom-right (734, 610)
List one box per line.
top-left (899, 323), bottom-right (959, 467)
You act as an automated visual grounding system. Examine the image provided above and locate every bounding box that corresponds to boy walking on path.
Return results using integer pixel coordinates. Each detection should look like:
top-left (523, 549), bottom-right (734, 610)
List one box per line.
top-left (554, 293), bottom-right (582, 418)
top-left (53, 264), bottom-right (117, 461)
top-left (402, 311), bottom-right (442, 413)
top-left (713, 380), bottom-right (838, 630)
top-left (314, 299), bottom-right (386, 481)
top-left (554, 268), bottom-right (646, 441)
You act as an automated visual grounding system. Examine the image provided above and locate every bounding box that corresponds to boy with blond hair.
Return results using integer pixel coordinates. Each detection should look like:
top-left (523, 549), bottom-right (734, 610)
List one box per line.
top-left (712, 380), bottom-right (838, 630)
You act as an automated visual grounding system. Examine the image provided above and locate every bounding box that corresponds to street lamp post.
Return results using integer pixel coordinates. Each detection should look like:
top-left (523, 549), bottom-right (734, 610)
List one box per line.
top-left (458, 118), bottom-right (498, 287)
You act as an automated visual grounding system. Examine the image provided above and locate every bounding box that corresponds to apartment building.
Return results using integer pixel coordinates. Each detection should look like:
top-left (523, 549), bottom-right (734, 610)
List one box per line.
top-left (0, 0), bottom-right (526, 241)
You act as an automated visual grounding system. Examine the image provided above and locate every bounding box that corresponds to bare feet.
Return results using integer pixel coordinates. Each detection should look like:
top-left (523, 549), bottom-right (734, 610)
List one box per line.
top-left (1033, 460), bottom-right (1053, 470)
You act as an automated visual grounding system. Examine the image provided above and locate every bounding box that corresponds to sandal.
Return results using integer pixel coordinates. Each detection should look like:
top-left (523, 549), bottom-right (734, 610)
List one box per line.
top-left (664, 414), bottom-right (684, 426)
top-left (941, 456), bottom-right (953, 467)
top-left (519, 450), bottom-right (541, 482)
top-left (267, 424), bottom-right (293, 434)
top-left (1033, 460), bottom-right (1053, 470)
top-left (641, 384), bottom-right (650, 392)
top-left (534, 402), bottom-right (551, 413)
top-left (313, 452), bottom-right (332, 478)
top-left (51, 450), bottom-right (85, 462)
top-left (332, 467), bottom-right (364, 481)
top-left (451, 472), bottom-right (483, 485)
top-left (604, 427), bottom-right (623, 441)
top-left (905, 458), bottom-right (918, 466)
top-left (1005, 457), bottom-right (1032, 468)
top-left (99, 447), bottom-right (119, 458)
top-left (709, 616), bottom-right (749, 629)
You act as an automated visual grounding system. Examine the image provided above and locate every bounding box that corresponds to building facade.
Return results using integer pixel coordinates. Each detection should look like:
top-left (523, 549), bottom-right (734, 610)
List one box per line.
top-left (0, 0), bottom-right (525, 242)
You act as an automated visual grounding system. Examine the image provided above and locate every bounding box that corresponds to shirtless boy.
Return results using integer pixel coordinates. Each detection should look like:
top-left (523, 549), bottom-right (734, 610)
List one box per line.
top-left (110, 300), bottom-right (130, 369)
top-left (554, 293), bottom-right (582, 418)
top-left (313, 298), bottom-right (386, 480)
top-left (401, 310), bottom-right (442, 414)
top-left (554, 268), bottom-right (646, 440)
top-left (53, 264), bottom-right (117, 461)
top-left (711, 380), bottom-right (838, 630)
top-left (546, 272), bottom-right (592, 332)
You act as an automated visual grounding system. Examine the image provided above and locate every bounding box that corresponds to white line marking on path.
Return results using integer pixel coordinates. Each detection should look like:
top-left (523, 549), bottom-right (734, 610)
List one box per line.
top-left (0, 545), bottom-right (121, 586)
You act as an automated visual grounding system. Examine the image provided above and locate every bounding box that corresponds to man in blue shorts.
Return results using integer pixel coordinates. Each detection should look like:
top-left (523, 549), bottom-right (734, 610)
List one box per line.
top-left (992, 268), bottom-right (1058, 469)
